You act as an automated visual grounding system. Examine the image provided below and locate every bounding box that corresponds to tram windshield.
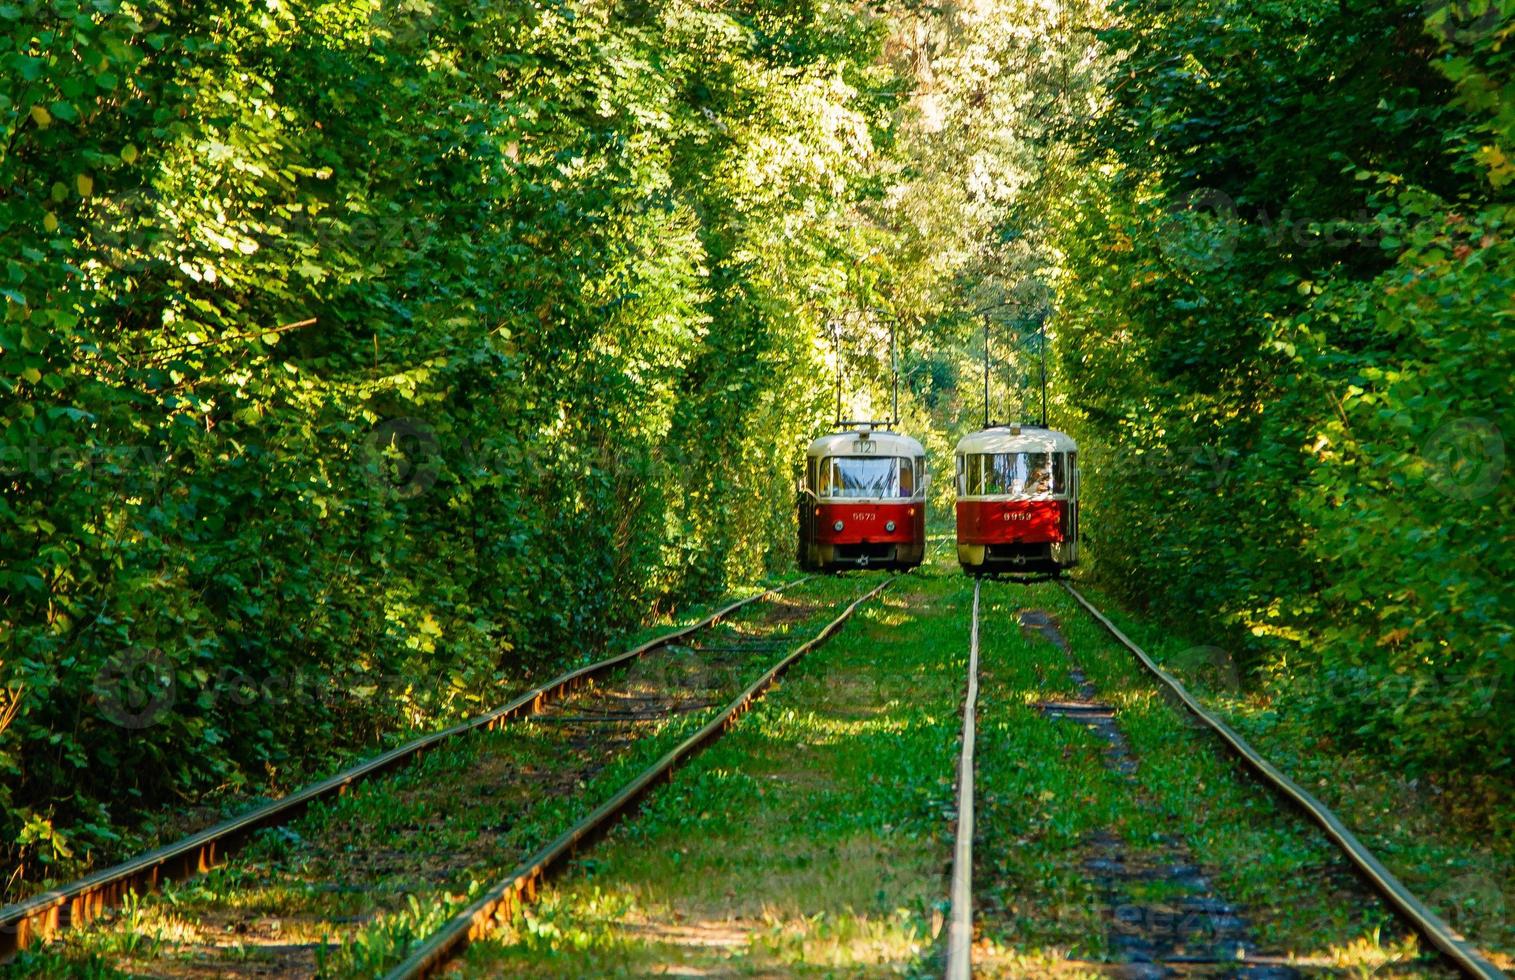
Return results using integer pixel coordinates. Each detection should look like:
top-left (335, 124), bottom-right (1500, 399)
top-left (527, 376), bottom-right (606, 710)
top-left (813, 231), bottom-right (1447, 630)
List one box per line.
top-left (819, 456), bottom-right (916, 499)
top-left (961, 452), bottom-right (1066, 496)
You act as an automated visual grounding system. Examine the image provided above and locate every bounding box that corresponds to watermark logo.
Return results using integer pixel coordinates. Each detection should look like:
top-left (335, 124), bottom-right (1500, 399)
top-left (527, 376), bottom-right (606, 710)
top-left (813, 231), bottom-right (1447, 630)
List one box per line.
top-left (1182, 443), bottom-right (1235, 490)
top-left (93, 648), bottom-right (176, 729)
top-left (1170, 645), bottom-right (1242, 695)
top-left (1423, 0), bottom-right (1503, 47)
top-left (362, 417), bottom-right (439, 498)
top-left (1424, 417), bottom-right (1504, 500)
top-left (1429, 869), bottom-right (1507, 931)
top-left (1157, 188), bottom-right (1240, 271)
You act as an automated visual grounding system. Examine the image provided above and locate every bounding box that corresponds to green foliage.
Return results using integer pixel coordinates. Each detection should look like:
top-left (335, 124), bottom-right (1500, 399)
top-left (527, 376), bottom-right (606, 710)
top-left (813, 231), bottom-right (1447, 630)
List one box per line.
top-left (4, 0), bottom-right (1507, 892)
top-left (1049, 0), bottom-right (1514, 776)
top-left (0, 0), bottom-right (889, 880)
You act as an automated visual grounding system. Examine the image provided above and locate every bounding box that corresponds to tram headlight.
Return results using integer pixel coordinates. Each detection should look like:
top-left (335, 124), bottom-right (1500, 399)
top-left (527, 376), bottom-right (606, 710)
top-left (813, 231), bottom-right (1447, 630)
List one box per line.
top-left (833, 520), bottom-right (844, 531)
top-left (885, 520), bottom-right (896, 532)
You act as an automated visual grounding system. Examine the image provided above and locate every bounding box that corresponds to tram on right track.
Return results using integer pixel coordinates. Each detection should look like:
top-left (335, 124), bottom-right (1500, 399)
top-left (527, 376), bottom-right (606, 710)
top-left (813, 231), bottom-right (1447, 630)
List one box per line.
top-left (954, 424), bottom-right (1079, 575)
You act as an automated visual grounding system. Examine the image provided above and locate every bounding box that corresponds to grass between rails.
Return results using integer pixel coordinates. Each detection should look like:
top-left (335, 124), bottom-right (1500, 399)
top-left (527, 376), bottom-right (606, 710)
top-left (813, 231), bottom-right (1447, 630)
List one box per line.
top-left (454, 568), bottom-right (971, 976)
top-left (16, 566), bottom-right (1496, 978)
top-left (1065, 580), bottom-right (1513, 971)
top-left (973, 580), bottom-right (1454, 977)
top-left (3, 574), bottom-right (861, 978)
top-left (971, 582), bottom-right (1114, 975)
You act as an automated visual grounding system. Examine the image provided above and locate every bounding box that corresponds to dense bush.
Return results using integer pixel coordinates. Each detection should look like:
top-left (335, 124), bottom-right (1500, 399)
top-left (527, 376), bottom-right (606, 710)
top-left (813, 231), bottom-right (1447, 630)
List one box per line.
top-left (1050, 0), bottom-right (1513, 776)
top-left (0, 0), bottom-right (892, 877)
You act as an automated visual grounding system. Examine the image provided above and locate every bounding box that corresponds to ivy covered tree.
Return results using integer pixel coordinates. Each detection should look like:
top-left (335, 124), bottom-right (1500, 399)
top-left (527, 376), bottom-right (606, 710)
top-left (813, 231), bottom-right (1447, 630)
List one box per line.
top-left (0, 0), bottom-right (896, 879)
top-left (1048, 0), bottom-right (1514, 777)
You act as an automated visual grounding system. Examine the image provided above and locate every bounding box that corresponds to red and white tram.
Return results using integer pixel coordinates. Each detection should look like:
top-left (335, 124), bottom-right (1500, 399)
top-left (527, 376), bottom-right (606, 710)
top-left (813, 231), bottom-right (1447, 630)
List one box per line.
top-left (955, 425), bottom-right (1079, 575)
top-left (798, 425), bottom-right (927, 572)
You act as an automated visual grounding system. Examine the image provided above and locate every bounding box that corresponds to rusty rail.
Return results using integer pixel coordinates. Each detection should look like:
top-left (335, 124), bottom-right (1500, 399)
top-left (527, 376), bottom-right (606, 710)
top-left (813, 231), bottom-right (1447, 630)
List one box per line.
top-left (1061, 581), bottom-right (1506, 980)
top-left (944, 580), bottom-right (981, 980)
top-left (0, 579), bottom-right (810, 956)
top-left (385, 577), bottom-right (895, 979)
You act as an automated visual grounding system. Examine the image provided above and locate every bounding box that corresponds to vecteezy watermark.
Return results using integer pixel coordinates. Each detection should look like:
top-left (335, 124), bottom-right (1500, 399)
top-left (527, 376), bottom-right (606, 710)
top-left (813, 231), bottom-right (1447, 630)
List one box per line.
top-left (1181, 443), bottom-right (1235, 490)
top-left (1257, 207), bottom-right (1399, 252)
top-left (2, 420), bottom-right (534, 499)
top-left (1423, 416), bottom-right (1505, 501)
top-left (1156, 188), bottom-right (1240, 272)
top-left (1143, 442), bottom-right (1236, 492)
top-left (370, 0), bottom-right (443, 46)
top-left (1171, 645), bottom-right (1242, 695)
top-left (1428, 869), bottom-right (1507, 931)
top-left (1159, 199), bottom-right (1468, 261)
top-left (1423, 0), bottom-right (1504, 47)
top-left (86, 661), bottom-right (471, 732)
top-left (92, 648), bottom-right (176, 729)
top-left (0, 440), bottom-right (167, 483)
top-left (362, 417), bottom-right (440, 498)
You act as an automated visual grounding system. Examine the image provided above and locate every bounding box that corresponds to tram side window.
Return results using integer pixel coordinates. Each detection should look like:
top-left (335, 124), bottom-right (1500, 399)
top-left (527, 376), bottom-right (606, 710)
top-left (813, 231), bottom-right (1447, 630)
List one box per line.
top-left (964, 454), bottom-right (983, 495)
top-left (899, 457), bottom-right (915, 497)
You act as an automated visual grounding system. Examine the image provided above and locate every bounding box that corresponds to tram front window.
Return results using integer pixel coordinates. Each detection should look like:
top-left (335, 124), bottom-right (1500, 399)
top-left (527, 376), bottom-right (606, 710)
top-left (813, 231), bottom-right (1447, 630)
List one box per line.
top-left (820, 456), bottom-right (915, 499)
top-left (964, 452), bottom-right (1066, 496)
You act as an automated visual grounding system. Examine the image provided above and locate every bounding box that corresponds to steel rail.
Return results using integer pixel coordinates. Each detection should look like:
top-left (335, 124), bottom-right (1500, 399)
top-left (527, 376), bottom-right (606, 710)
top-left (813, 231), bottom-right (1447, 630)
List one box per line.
top-left (1061, 581), bottom-right (1506, 980)
top-left (386, 576), bottom-right (895, 979)
top-left (0, 578), bottom-right (811, 957)
top-left (944, 581), bottom-right (981, 980)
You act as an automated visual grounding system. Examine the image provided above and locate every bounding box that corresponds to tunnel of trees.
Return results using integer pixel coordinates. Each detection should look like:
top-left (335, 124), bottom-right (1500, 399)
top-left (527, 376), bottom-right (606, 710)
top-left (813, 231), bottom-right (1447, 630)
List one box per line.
top-left (1, 0), bottom-right (1509, 883)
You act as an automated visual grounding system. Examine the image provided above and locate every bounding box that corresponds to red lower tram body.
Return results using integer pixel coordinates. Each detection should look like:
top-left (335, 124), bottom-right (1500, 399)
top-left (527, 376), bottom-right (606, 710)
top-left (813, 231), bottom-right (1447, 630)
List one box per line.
top-left (955, 498), bottom-right (1076, 574)
top-left (799, 501), bottom-right (926, 571)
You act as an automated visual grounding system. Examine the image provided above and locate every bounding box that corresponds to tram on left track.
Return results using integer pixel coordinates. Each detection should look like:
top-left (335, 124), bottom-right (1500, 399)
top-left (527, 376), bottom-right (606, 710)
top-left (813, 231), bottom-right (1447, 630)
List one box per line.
top-left (797, 424), bottom-right (927, 572)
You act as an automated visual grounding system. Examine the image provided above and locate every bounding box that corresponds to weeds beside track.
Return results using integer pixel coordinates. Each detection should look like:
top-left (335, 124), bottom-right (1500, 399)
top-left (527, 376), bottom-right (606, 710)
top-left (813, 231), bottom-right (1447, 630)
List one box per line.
top-left (4, 577), bottom-right (887, 976)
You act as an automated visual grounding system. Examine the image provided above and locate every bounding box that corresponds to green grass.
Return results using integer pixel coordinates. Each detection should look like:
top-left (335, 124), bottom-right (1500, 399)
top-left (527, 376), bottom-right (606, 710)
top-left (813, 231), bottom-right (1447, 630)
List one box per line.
top-left (4, 575), bottom-right (807, 910)
top-left (19, 566), bottom-right (1495, 977)
top-left (970, 582), bottom-right (1116, 972)
top-left (1016, 582), bottom-right (1455, 975)
top-left (5, 575), bottom-right (866, 978)
top-left (456, 568), bottom-right (971, 976)
top-left (1061, 580), bottom-right (1513, 971)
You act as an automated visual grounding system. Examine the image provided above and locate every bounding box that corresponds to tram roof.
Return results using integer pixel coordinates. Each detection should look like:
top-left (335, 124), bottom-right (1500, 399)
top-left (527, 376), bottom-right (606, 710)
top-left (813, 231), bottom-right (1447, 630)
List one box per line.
top-left (955, 425), bottom-right (1078, 454)
top-left (805, 428), bottom-right (926, 458)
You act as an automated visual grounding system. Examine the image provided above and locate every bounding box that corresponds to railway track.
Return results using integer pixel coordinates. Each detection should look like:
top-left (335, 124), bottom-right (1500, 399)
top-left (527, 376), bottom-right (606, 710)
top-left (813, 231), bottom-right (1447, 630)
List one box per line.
top-left (944, 581), bottom-right (982, 980)
top-left (943, 580), bottom-right (1505, 979)
top-left (0, 575), bottom-right (888, 971)
top-left (382, 576), bottom-right (894, 978)
top-left (16, 572), bottom-right (1501, 977)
